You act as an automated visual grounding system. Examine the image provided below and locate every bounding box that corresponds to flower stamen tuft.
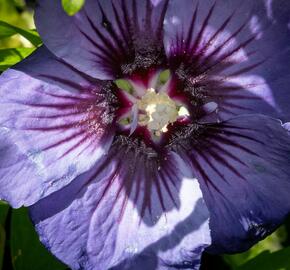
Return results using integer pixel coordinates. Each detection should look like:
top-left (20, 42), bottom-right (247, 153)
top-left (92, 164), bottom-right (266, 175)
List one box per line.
top-left (138, 88), bottom-right (183, 136)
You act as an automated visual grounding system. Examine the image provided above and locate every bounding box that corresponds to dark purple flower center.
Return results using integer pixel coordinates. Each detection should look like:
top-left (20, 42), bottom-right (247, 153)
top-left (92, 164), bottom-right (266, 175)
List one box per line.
top-left (66, 0), bottom-right (265, 156)
top-left (103, 66), bottom-right (221, 158)
top-left (38, 0), bottom-right (270, 211)
top-left (115, 70), bottom-right (190, 136)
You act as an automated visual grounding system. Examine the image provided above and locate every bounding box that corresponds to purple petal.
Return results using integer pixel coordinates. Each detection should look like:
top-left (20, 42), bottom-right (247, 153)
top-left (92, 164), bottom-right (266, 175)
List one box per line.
top-left (29, 146), bottom-right (211, 270)
top-left (164, 0), bottom-right (290, 121)
top-left (0, 47), bottom-right (115, 207)
top-left (35, 0), bottom-right (169, 79)
top-left (283, 122), bottom-right (290, 133)
top-left (181, 114), bottom-right (290, 253)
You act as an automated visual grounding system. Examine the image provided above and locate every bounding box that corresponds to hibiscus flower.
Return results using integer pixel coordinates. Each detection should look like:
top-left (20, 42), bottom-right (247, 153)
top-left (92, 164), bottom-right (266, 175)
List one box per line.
top-left (1, 1), bottom-right (290, 269)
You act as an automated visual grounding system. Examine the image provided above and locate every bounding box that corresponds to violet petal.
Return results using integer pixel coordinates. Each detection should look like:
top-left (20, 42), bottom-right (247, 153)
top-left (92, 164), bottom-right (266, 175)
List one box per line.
top-left (0, 47), bottom-right (115, 207)
top-left (29, 150), bottom-right (211, 270)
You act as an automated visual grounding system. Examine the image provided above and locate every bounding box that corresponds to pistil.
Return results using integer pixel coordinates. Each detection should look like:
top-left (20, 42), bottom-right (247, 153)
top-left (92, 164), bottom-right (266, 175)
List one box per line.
top-left (137, 88), bottom-right (180, 136)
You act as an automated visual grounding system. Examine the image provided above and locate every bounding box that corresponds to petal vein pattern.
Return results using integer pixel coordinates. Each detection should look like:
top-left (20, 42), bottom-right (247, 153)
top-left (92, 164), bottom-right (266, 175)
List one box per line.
top-left (173, 115), bottom-right (290, 253)
top-left (30, 149), bottom-right (211, 270)
top-left (35, 0), bottom-right (169, 79)
top-left (164, 0), bottom-right (290, 121)
top-left (0, 47), bottom-right (116, 207)
top-left (1, 0), bottom-right (290, 268)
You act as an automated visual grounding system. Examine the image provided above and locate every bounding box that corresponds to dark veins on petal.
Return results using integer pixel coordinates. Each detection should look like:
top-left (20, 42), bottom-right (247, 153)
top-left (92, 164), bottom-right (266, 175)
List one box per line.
top-left (14, 61), bottom-right (118, 161)
top-left (170, 115), bottom-right (290, 252)
top-left (77, 0), bottom-right (169, 78)
top-left (31, 132), bottom-right (187, 228)
top-left (46, 0), bottom-right (290, 224)
top-left (24, 0), bottom-right (290, 259)
top-left (86, 135), bottom-right (183, 226)
top-left (165, 1), bottom-right (272, 121)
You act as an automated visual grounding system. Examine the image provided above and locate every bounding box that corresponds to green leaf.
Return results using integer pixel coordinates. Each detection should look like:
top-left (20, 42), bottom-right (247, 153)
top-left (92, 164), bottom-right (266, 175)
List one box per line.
top-left (0, 48), bottom-right (35, 71)
top-left (0, 224), bottom-right (5, 270)
top-left (0, 203), bottom-right (9, 270)
top-left (0, 21), bottom-right (42, 47)
top-left (0, 202), bottom-right (9, 228)
top-left (237, 247), bottom-right (290, 270)
top-left (224, 227), bottom-right (286, 268)
top-left (10, 208), bottom-right (67, 270)
top-left (62, 0), bottom-right (85, 16)
top-left (0, 24), bottom-right (15, 39)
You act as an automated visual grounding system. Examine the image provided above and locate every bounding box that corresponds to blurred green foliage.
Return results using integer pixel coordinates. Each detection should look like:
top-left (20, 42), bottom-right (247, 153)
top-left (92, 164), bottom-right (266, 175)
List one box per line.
top-left (224, 225), bottom-right (288, 269)
top-left (10, 208), bottom-right (66, 270)
top-left (0, 0), bottom-right (36, 48)
top-left (0, 21), bottom-right (41, 46)
top-left (0, 1), bottom-right (290, 270)
top-left (0, 202), bottom-right (9, 270)
top-left (0, 47), bottom-right (35, 70)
